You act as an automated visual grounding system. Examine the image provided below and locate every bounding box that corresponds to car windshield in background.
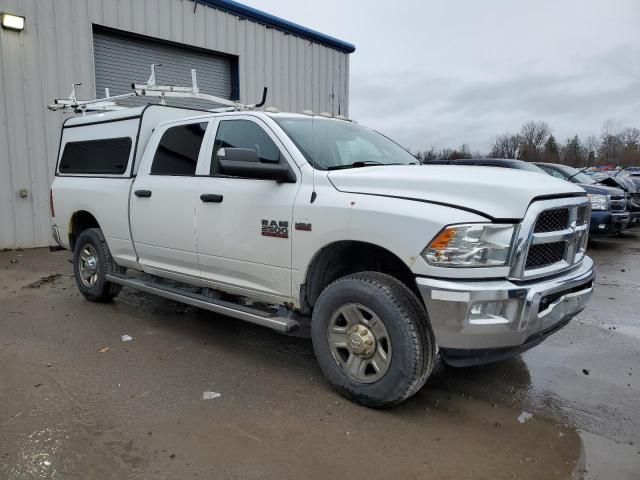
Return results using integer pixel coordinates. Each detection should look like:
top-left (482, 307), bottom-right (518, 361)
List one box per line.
top-left (516, 162), bottom-right (548, 174)
top-left (274, 117), bottom-right (418, 170)
top-left (557, 165), bottom-right (595, 184)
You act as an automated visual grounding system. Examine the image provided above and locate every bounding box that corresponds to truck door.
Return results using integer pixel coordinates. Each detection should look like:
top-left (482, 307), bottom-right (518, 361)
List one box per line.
top-left (195, 117), bottom-right (300, 301)
top-left (130, 121), bottom-right (209, 280)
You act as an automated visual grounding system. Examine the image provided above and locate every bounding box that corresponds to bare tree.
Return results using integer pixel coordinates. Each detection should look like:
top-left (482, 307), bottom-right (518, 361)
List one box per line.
top-left (620, 127), bottom-right (640, 150)
top-left (490, 133), bottom-right (521, 158)
top-left (584, 135), bottom-right (599, 156)
top-left (598, 119), bottom-right (624, 162)
top-left (518, 121), bottom-right (551, 161)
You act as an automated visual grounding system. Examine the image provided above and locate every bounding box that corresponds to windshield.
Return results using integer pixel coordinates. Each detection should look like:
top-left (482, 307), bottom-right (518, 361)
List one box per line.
top-left (553, 165), bottom-right (595, 184)
top-left (273, 117), bottom-right (418, 170)
top-left (515, 162), bottom-right (548, 174)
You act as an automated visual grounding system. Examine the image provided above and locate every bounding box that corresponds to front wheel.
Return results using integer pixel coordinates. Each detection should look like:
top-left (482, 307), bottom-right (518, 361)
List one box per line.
top-left (73, 228), bottom-right (125, 302)
top-left (311, 272), bottom-right (435, 407)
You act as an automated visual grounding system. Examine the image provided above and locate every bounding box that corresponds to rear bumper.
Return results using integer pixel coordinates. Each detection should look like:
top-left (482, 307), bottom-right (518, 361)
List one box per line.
top-left (415, 257), bottom-right (595, 365)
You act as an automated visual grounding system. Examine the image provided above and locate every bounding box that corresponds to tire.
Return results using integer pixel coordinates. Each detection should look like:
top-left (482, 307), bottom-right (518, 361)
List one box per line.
top-left (73, 228), bottom-right (125, 302)
top-left (311, 272), bottom-right (435, 408)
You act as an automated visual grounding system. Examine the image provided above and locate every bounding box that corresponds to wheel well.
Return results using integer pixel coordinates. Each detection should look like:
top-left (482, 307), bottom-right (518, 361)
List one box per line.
top-left (301, 241), bottom-right (419, 313)
top-left (69, 211), bottom-right (100, 250)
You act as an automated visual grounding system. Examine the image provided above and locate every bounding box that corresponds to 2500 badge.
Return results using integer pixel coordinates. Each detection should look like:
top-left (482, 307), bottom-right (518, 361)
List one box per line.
top-left (261, 219), bottom-right (289, 238)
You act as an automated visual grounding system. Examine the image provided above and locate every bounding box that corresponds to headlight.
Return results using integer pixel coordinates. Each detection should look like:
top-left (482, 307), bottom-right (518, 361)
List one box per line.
top-left (422, 224), bottom-right (515, 267)
top-left (588, 194), bottom-right (608, 211)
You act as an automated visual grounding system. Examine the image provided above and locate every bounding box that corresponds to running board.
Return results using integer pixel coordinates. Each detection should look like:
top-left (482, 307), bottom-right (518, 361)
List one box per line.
top-left (105, 274), bottom-right (300, 333)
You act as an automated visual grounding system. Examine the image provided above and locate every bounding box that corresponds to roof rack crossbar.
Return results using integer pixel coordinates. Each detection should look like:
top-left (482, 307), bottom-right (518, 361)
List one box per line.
top-left (48, 64), bottom-right (268, 115)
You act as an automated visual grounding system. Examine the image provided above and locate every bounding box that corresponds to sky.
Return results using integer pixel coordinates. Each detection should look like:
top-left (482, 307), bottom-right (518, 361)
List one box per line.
top-left (242, 0), bottom-right (640, 153)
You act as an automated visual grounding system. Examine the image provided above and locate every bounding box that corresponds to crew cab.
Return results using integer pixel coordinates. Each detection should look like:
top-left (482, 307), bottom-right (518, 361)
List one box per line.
top-left (50, 105), bottom-right (595, 407)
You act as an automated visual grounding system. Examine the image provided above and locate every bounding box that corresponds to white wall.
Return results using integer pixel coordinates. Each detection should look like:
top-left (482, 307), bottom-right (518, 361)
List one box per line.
top-left (0, 0), bottom-right (350, 248)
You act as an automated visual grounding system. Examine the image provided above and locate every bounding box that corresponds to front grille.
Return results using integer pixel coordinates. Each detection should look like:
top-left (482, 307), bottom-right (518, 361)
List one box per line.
top-left (534, 208), bottom-right (570, 233)
top-left (526, 242), bottom-right (566, 269)
top-left (514, 200), bottom-right (590, 279)
top-left (576, 205), bottom-right (589, 225)
top-left (610, 195), bottom-right (626, 212)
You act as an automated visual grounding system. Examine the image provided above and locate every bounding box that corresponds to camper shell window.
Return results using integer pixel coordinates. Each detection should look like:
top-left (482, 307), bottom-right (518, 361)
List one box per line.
top-left (59, 137), bottom-right (132, 175)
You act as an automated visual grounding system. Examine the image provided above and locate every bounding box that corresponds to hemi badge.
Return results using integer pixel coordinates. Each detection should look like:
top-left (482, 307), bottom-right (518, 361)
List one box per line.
top-left (431, 290), bottom-right (470, 302)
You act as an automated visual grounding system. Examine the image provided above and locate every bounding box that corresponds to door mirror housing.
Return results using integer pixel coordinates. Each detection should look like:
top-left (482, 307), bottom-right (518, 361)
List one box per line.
top-left (217, 148), bottom-right (295, 182)
top-left (217, 147), bottom-right (260, 163)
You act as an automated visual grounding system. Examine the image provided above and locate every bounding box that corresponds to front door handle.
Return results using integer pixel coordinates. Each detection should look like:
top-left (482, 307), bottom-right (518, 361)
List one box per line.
top-left (134, 190), bottom-right (152, 198)
top-left (200, 194), bottom-right (223, 203)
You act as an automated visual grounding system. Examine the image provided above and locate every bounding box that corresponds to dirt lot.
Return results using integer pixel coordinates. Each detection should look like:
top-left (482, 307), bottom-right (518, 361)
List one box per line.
top-left (1, 232), bottom-right (639, 479)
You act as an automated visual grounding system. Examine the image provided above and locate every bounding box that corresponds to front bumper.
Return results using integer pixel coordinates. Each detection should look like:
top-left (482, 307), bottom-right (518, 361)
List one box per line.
top-left (416, 257), bottom-right (595, 365)
top-left (589, 211), bottom-right (629, 235)
top-left (626, 211), bottom-right (640, 228)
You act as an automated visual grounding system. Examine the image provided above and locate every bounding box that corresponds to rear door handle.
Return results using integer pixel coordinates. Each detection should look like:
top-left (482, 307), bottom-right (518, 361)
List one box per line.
top-left (200, 194), bottom-right (223, 203)
top-left (134, 190), bottom-right (152, 198)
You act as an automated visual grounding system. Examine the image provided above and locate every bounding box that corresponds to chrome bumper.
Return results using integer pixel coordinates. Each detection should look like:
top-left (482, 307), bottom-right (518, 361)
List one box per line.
top-left (415, 256), bottom-right (595, 351)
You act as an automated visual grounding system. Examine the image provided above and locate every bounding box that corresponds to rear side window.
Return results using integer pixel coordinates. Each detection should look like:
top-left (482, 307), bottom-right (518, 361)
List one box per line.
top-left (151, 122), bottom-right (207, 175)
top-left (212, 120), bottom-right (280, 174)
top-left (59, 137), bottom-right (132, 174)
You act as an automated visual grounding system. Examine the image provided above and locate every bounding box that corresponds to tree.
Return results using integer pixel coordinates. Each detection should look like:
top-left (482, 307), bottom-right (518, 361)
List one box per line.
top-left (584, 135), bottom-right (599, 166)
top-left (620, 127), bottom-right (640, 151)
top-left (561, 135), bottom-right (584, 167)
top-left (598, 119), bottom-right (624, 163)
top-left (543, 135), bottom-right (560, 163)
top-left (490, 133), bottom-right (520, 158)
top-left (518, 121), bottom-right (551, 162)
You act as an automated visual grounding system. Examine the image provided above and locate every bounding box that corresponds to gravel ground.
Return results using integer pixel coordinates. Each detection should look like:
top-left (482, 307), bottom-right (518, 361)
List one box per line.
top-left (1, 231), bottom-right (639, 479)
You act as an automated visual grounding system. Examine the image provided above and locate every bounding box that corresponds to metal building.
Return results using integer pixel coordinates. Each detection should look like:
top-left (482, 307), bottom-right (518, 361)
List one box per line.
top-left (0, 0), bottom-right (354, 248)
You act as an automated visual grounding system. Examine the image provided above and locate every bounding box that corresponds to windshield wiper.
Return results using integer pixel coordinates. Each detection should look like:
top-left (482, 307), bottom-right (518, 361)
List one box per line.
top-left (613, 167), bottom-right (627, 178)
top-left (566, 166), bottom-right (589, 182)
top-left (327, 160), bottom-right (395, 170)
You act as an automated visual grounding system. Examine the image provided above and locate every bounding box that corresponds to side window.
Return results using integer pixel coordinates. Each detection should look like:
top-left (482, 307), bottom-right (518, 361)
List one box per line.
top-left (211, 120), bottom-right (280, 175)
top-left (151, 122), bottom-right (207, 175)
top-left (59, 137), bottom-right (132, 175)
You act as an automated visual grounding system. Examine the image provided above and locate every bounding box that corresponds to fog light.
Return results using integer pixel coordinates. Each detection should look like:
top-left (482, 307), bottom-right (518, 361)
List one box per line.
top-left (598, 224), bottom-right (606, 230)
top-left (1, 12), bottom-right (25, 31)
top-left (469, 300), bottom-right (517, 325)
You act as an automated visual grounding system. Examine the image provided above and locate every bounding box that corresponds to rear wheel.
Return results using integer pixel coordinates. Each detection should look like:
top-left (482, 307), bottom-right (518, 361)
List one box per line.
top-left (73, 228), bottom-right (124, 302)
top-left (311, 272), bottom-right (435, 407)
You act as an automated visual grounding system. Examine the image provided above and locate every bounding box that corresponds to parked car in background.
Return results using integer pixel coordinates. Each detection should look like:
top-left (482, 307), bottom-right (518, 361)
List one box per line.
top-left (427, 158), bottom-right (628, 236)
top-left (534, 163), bottom-right (630, 235)
top-left (598, 175), bottom-right (640, 228)
top-left (427, 158), bottom-right (547, 173)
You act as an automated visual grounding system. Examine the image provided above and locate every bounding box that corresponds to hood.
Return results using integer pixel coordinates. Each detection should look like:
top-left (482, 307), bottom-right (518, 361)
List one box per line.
top-left (578, 183), bottom-right (624, 196)
top-left (328, 165), bottom-right (586, 220)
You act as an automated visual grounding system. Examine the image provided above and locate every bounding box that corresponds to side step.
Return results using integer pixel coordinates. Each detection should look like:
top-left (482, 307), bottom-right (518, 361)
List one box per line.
top-left (105, 274), bottom-right (300, 333)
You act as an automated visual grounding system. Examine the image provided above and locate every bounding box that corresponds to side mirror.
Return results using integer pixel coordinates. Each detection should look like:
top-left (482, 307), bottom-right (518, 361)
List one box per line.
top-left (217, 147), bottom-right (260, 163)
top-left (217, 148), bottom-right (296, 183)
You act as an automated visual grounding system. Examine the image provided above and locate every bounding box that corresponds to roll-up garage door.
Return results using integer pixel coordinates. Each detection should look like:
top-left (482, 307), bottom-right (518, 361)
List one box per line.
top-left (93, 27), bottom-right (235, 110)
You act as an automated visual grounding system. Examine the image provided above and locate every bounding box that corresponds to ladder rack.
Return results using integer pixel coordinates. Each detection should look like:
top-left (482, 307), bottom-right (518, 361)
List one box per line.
top-left (48, 64), bottom-right (267, 115)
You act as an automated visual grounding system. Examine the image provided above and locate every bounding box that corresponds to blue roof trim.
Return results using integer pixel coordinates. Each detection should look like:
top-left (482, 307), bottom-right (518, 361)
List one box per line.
top-left (198, 0), bottom-right (356, 53)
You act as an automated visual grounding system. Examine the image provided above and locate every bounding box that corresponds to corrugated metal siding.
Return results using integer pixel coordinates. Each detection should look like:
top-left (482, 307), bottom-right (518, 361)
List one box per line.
top-left (0, 0), bottom-right (350, 248)
top-left (93, 28), bottom-right (233, 110)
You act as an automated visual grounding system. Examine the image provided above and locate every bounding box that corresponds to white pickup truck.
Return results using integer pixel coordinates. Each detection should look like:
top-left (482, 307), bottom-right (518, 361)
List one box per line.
top-left (50, 104), bottom-right (595, 407)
